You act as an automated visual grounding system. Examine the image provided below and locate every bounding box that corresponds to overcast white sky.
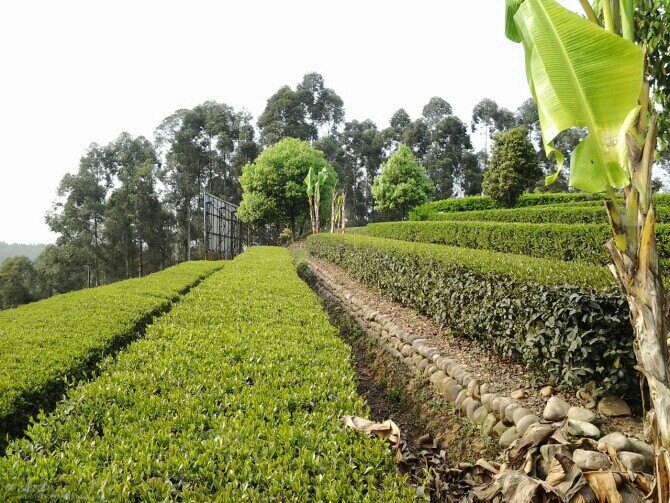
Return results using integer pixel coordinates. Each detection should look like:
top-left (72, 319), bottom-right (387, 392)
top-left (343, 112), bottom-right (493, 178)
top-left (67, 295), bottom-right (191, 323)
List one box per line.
top-left (0, 0), bottom-right (583, 244)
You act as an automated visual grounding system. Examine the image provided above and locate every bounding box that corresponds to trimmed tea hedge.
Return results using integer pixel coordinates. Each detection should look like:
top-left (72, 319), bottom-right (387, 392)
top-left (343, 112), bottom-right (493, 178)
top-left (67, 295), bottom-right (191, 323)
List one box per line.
top-left (0, 260), bottom-right (224, 434)
top-left (410, 193), bottom-right (670, 220)
top-left (0, 247), bottom-right (413, 501)
top-left (365, 220), bottom-right (670, 269)
top-left (427, 204), bottom-right (670, 225)
top-left (307, 233), bottom-right (635, 396)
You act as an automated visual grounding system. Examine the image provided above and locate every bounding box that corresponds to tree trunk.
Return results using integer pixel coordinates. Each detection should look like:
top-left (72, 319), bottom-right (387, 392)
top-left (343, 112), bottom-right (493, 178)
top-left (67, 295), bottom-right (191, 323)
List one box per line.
top-left (605, 114), bottom-right (670, 500)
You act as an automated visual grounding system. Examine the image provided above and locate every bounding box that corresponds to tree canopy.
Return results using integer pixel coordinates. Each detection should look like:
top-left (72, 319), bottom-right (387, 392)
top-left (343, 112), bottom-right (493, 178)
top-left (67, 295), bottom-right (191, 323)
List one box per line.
top-left (372, 145), bottom-right (434, 219)
top-left (237, 138), bottom-right (337, 236)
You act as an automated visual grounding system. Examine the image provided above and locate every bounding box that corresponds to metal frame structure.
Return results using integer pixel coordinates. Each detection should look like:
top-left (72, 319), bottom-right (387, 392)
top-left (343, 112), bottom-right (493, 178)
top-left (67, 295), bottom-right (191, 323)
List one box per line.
top-left (203, 193), bottom-right (245, 260)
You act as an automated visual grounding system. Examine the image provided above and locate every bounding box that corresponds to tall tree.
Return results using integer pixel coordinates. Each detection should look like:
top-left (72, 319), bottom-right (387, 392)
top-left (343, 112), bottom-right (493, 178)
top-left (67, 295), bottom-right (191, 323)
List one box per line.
top-left (258, 73), bottom-right (344, 146)
top-left (46, 144), bottom-right (109, 286)
top-left (336, 120), bottom-right (388, 225)
top-left (156, 102), bottom-right (257, 259)
top-left (471, 98), bottom-right (516, 154)
top-left (33, 244), bottom-right (87, 298)
top-left (296, 72), bottom-right (344, 139)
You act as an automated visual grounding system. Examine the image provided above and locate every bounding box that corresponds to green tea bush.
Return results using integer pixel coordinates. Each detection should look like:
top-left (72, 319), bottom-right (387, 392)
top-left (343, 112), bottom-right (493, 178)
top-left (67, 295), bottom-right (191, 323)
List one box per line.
top-left (0, 260), bottom-right (224, 435)
top-left (429, 205), bottom-right (670, 225)
top-left (410, 192), bottom-right (670, 220)
top-left (0, 247), bottom-right (413, 501)
top-left (307, 234), bottom-right (635, 396)
top-left (364, 220), bottom-right (670, 269)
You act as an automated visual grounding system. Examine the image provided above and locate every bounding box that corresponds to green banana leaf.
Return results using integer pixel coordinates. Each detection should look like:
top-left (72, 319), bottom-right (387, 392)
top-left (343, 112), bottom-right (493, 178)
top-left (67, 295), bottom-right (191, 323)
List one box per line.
top-left (506, 0), bottom-right (644, 193)
top-left (305, 167), bottom-right (316, 197)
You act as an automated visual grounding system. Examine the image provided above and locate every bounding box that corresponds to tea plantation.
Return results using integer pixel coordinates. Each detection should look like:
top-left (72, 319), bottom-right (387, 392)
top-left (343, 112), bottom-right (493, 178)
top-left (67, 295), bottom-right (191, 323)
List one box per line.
top-left (0, 248), bottom-right (413, 501)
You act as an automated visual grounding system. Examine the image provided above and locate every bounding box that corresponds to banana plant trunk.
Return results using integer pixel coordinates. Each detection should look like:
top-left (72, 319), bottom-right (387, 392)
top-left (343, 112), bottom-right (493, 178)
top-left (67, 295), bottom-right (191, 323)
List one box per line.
top-left (605, 114), bottom-right (670, 499)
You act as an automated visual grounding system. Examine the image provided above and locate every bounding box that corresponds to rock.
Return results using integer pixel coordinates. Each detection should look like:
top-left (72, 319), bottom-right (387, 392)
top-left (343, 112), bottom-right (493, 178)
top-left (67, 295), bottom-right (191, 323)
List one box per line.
top-left (461, 397), bottom-right (474, 414)
top-left (479, 383), bottom-right (490, 395)
top-left (543, 396), bottom-right (570, 421)
top-left (598, 432), bottom-right (631, 453)
top-left (628, 439), bottom-right (654, 472)
top-left (499, 427), bottom-right (520, 448)
top-left (597, 395), bottom-right (632, 417)
top-left (516, 415), bottom-right (540, 436)
top-left (504, 403), bottom-right (522, 424)
top-left (618, 451), bottom-right (647, 473)
top-left (467, 379), bottom-right (480, 398)
top-left (481, 414), bottom-right (498, 436)
top-left (489, 396), bottom-right (504, 414)
top-left (423, 364), bottom-right (437, 377)
top-left (429, 370), bottom-right (446, 389)
top-left (512, 407), bottom-right (532, 425)
top-left (510, 389), bottom-right (525, 400)
top-left (566, 419), bottom-right (601, 439)
top-left (628, 438), bottom-right (654, 458)
top-left (496, 398), bottom-right (513, 418)
top-left (466, 399), bottom-right (481, 420)
top-left (525, 422), bottom-right (554, 438)
top-left (455, 389), bottom-right (468, 408)
top-left (472, 406), bottom-right (489, 425)
top-left (540, 386), bottom-right (553, 398)
top-left (493, 421), bottom-right (508, 437)
top-left (445, 384), bottom-right (463, 403)
top-left (481, 393), bottom-right (497, 407)
top-left (573, 449), bottom-right (611, 471)
top-left (567, 406), bottom-right (598, 424)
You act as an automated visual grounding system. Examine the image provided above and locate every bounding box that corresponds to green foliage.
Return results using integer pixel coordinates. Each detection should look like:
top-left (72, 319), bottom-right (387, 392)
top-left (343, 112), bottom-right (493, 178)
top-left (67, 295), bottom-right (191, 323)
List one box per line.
top-left (238, 138), bottom-right (337, 235)
top-left (427, 205), bottom-right (670, 225)
top-left (371, 145), bottom-right (434, 219)
top-left (0, 242), bottom-right (46, 262)
top-left (0, 257), bottom-right (38, 309)
top-left (636, 0), bottom-right (670, 154)
top-left (307, 233), bottom-right (635, 395)
top-left (0, 260), bottom-right (224, 435)
top-left (365, 220), bottom-right (670, 267)
top-left (410, 192), bottom-right (609, 219)
top-left (0, 248), bottom-right (413, 501)
top-left (507, 0), bottom-right (645, 192)
top-left (482, 126), bottom-right (541, 207)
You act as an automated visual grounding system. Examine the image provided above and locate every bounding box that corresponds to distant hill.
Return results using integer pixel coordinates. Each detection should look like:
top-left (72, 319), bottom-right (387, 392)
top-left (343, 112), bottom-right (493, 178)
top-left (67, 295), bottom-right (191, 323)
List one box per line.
top-left (0, 242), bottom-right (48, 262)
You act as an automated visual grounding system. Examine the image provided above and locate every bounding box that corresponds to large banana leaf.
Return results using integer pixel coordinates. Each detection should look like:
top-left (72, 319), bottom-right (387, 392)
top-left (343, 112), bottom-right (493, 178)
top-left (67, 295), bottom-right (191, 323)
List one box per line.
top-left (506, 0), bottom-right (644, 192)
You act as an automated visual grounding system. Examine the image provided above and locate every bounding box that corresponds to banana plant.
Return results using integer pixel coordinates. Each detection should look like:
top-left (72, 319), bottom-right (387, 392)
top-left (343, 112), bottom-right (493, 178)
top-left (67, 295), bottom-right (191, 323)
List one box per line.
top-left (507, 0), bottom-right (669, 495)
top-left (305, 167), bottom-right (329, 234)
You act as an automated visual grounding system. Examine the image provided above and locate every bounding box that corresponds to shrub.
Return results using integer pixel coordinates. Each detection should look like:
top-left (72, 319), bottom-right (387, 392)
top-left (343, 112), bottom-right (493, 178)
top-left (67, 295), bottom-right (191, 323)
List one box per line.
top-left (426, 205), bottom-right (670, 225)
top-left (482, 126), bottom-right (542, 207)
top-left (364, 220), bottom-right (670, 270)
top-left (410, 193), bottom-right (670, 220)
top-left (307, 233), bottom-right (635, 396)
top-left (0, 260), bottom-right (225, 437)
top-left (0, 248), bottom-right (413, 501)
top-left (372, 145), bottom-right (434, 219)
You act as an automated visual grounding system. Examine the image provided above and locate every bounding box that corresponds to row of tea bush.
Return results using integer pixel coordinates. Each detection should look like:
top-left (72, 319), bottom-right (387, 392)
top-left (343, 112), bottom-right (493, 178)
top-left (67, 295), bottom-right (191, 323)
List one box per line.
top-left (0, 260), bottom-right (225, 437)
top-left (307, 233), bottom-right (635, 397)
top-left (0, 247), bottom-right (413, 500)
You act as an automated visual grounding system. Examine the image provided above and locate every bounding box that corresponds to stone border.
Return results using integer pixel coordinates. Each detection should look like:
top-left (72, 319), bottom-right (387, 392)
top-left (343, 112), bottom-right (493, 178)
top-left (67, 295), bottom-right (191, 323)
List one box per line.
top-left (306, 262), bottom-right (654, 474)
